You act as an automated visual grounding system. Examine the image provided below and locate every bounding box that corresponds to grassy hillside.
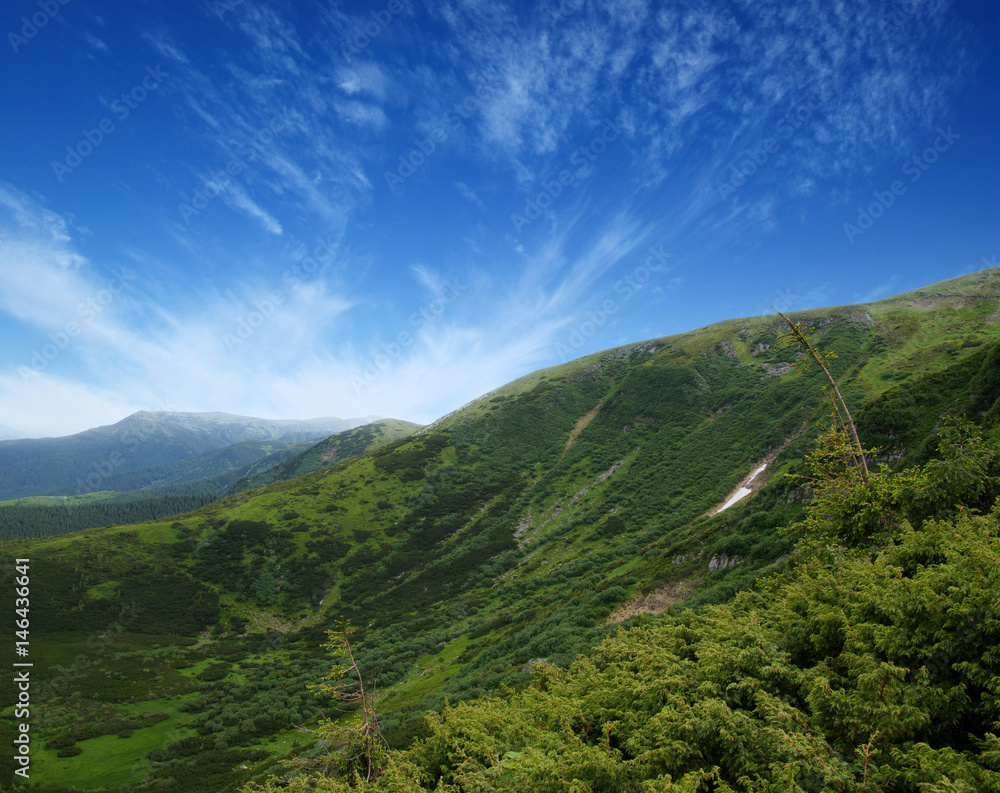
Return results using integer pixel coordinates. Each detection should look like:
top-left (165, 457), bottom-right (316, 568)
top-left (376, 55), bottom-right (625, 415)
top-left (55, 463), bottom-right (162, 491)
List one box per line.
top-left (2, 268), bottom-right (998, 792)
top-left (0, 422), bottom-right (421, 541)
top-left (256, 492), bottom-right (999, 791)
top-left (227, 419), bottom-right (424, 495)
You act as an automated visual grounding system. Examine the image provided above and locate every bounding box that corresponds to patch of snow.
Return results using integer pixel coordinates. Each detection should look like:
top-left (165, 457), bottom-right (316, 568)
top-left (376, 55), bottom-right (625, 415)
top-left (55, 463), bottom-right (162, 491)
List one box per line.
top-left (716, 463), bottom-right (768, 513)
top-left (718, 487), bottom-right (753, 513)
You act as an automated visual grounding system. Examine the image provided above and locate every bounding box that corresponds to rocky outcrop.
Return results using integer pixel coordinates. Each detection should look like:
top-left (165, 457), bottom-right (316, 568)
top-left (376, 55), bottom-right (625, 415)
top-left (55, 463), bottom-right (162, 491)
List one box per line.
top-left (762, 362), bottom-right (792, 378)
top-left (708, 554), bottom-right (742, 572)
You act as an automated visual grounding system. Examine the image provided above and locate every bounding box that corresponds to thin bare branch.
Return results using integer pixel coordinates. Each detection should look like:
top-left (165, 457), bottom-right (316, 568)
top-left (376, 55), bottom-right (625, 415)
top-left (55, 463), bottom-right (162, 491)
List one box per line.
top-left (777, 311), bottom-right (870, 478)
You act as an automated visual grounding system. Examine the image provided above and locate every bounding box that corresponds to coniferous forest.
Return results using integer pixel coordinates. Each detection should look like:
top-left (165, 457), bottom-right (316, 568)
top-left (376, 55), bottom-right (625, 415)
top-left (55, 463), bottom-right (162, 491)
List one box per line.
top-left (0, 494), bottom-right (216, 541)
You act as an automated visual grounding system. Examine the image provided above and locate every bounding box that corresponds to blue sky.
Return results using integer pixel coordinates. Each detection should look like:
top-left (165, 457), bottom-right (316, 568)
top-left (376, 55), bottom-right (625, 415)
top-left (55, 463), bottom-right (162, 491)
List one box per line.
top-left (0, 0), bottom-right (997, 438)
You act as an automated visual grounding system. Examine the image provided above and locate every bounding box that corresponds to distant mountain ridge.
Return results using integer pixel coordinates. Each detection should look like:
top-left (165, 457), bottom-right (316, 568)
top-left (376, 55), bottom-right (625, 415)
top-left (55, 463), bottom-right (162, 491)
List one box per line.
top-left (0, 411), bottom-right (381, 500)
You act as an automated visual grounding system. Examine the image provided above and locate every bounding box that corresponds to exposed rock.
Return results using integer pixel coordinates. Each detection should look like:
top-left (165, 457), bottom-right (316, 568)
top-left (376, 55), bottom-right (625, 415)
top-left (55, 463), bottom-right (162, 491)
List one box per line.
top-left (708, 554), bottom-right (742, 572)
top-left (703, 402), bottom-right (733, 418)
top-left (513, 509), bottom-right (536, 541)
top-left (763, 362), bottom-right (792, 378)
top-left (606, 576), bottom-right (698, 624)
top-left (521, 657), bottom-right (548, 674)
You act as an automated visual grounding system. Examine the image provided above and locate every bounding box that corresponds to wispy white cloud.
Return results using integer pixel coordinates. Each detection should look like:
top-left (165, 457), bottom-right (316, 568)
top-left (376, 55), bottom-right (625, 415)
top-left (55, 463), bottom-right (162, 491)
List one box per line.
top-left (133, 11), bottom-right (374, 250)
top-left (455, 181), bottom-right (486, 209)
top-left (142, 30), bottom-right (190, 65)
top-left (234, 2), bottom-right (306, 76)
top-left (219, 181), bottom-right (284, 235)
top-left (0, 185), bottom-right (579, 433)
top-left (334, 100), bottom-right (388, 130)
top-left (423, 0), bottom-right (965, 210)
top-left (335, 62), bottom-right (390, 99)
top-left (0, 372), bottom-right (143, 439)
top-left (0, 0), bottom-right (979, 438)
top-left (0, 186), bottom-right (93, 328)
top-left (854, 275), bottom-right (903, 305)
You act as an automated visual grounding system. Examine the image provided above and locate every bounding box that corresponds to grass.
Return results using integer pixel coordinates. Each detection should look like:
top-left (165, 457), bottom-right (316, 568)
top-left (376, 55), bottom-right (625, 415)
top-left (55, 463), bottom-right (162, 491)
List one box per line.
top-left (606, 556), bottom-right (644, 578)
top-left (0, 491), bottom-right (118, 507)
top-left (377, 635), bottom-right (474, 712)
top-left (35, 721), bottom-right (193, 789)
top-left (30, 696), bottom-right (198, 790)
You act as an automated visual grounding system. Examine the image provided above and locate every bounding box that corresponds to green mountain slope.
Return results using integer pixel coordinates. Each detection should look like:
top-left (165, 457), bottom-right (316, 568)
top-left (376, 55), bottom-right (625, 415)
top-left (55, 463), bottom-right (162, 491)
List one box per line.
top-left (0, 412), bottom-right (381, 500)
top-left (2, 267), bottom-right (998, 793)
top-left (0, 422), bottom-right (421, 541)
top-left (281, 502), bottom-right (999, 792)
top-left (227, 419), bottom-right (424, 495)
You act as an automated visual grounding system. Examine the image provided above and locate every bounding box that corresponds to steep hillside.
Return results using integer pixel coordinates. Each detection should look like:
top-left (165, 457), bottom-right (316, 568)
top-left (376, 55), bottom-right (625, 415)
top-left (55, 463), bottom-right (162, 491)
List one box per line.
top-left (0, 412), bottom-right (379, 499)
top-left (227, 419), bottom-right (424, 495)
top-left (2, 268), bottom-right (998, 793)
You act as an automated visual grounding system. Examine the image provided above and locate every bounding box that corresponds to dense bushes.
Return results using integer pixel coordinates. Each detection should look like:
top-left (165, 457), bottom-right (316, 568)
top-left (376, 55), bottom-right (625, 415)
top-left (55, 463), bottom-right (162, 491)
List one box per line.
top-left (858, 341), bottom-right (1000, 462)
top-left (242, 343), bottom-right (1000, 791)
top-left (245, 498), bottom-right (1000, 792)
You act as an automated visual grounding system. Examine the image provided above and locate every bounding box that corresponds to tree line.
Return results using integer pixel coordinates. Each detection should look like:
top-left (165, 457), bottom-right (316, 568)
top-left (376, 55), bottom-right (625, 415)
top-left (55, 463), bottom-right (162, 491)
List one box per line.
top-left (0, 493), bottom-right (216, 540)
